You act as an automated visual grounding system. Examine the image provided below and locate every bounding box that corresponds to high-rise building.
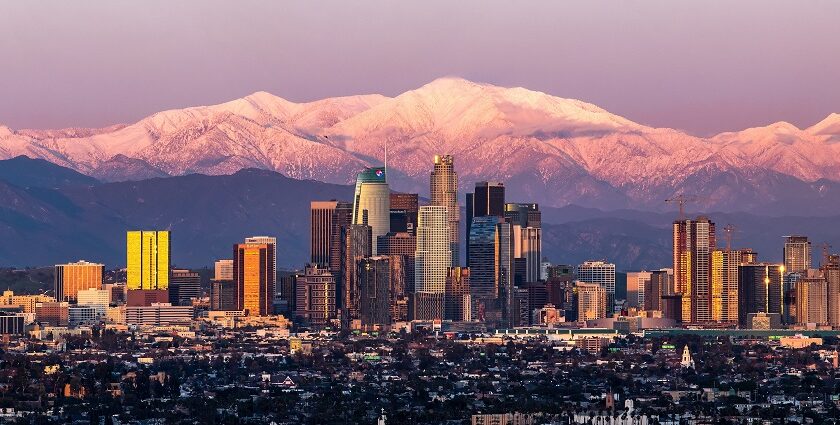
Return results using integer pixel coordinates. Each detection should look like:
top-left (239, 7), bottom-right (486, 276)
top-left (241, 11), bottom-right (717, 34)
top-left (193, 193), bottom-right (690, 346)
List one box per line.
top-left (576, 282), bottom-right (607, 321)
top-left (383, 255), bottom-right (408, 323)
top-left (214, 259), bottom-right (233, 280)
top-left (55, 260), bottom-right (104, 302)
top-left (415, 206), bottom-right (451, 294)
top-left (430, 155), bottom-right (459, 265)
top-left (341, 223), bottom-right (372, 320)
top-left (468, 216), bottom-right (513, 301)
top-left (295, 264), bottom-right (337, 327)
top-left (673, 217), bottom-right (716, 323)
top-left (211, 279), bottom-right (236, 311)
top-left (796, 275), bottom-right (828, 325)
top-left (126, 230), bottom-right (170, 290)
top-left (311, 201), bottom-right (350, 268)
top-left (353, 167), bottom-right (390, 255)
top-left (170, 269), bottom-right (201, 306)
top-left (329, 202), bottom-right (354, 273)
top-left (377, 232), bottom-right (416, 293)
top-left (389, 193), bottom-right (419, 234)
top-left (738, 263), bottom-right (783, 327)
top-left (710, 249), bottom-right (748, 324)
top-left (233, 242), bottom-right (276, 316)
top-left (576, 261), bottom-right (616, 314)
top-left (504, 203), bottom-right (541, 228)
top-left (244, 236), bottom-right (277, 285)
top-left (358, 257), bottom-right (392, 329)
top-left (823, 254), bottom-right (840, 326)
top-left (644, 269), bottom-right (672, 311)
top-left (625, 271), bottom-right (651, 309)
top-left (465, 182), bottom-right (505, 265)
top-left (445, 267), bottom-right (471, 321)
top-left (784, 236), bottom-right (811, 274)
top-left (512, 226), bottom-right (542, 284)
top-left (414, 206), bottom-right (451, 319)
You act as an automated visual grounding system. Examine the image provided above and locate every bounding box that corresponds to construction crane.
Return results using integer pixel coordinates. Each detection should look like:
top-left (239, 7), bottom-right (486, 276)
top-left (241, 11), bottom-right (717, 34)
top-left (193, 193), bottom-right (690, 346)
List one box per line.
top-left (665, 194), bottom-right (698, 220)
top-left (723, 224), bottom-right (736, 251)
top-left (821, 242), bottom-right (833, 267)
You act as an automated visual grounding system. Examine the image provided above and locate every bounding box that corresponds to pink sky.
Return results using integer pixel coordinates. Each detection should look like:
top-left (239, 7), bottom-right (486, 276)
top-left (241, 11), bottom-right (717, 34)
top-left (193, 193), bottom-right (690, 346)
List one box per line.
top-left (1, 0), bottom-right (838, 136)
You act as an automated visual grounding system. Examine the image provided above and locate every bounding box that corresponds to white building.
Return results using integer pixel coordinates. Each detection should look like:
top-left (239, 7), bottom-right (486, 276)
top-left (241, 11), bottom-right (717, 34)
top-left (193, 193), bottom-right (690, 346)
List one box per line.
top-left (577, 261), bottom-right (616, 311)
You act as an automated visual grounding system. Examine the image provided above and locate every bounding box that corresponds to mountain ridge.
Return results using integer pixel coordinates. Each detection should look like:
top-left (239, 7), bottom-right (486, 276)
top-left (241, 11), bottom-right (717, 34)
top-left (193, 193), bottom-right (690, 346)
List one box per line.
top-left (2, 77), bottom-right (838, 212)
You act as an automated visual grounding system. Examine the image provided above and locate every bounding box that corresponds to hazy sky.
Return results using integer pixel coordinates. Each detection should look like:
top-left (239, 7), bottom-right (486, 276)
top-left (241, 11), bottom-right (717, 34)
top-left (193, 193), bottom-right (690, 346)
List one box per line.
top-left (1, 1), bottom-right (839, 136)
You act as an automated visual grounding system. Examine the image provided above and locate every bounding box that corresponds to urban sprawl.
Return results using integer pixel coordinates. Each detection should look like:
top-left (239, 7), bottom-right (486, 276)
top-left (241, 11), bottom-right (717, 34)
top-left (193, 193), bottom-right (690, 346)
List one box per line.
top-left (2, 155), bottom-right (840, 424)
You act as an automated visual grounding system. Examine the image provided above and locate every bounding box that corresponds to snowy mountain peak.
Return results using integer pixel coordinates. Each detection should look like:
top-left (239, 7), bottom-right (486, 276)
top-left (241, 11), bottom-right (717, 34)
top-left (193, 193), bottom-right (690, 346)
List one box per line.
top-left (808, 113), bottom-right (840, 136)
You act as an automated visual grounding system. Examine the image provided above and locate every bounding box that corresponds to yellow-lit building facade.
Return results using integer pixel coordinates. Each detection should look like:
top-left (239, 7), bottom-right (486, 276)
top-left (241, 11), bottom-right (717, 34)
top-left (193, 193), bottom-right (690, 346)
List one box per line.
top-left (55, 260), bottom-right (104, 302)
top-left (127, 231), bottom-right (170, 290)
top-left (234, 243), bottom-right (275, 316)
top-left (710, 249), bottom-right (742, 324)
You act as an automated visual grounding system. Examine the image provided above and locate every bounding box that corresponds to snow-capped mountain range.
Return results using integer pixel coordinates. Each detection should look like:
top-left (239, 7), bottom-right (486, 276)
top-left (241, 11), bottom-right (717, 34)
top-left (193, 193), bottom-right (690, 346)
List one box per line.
top-left (2, 77), bottom-right (839, 212)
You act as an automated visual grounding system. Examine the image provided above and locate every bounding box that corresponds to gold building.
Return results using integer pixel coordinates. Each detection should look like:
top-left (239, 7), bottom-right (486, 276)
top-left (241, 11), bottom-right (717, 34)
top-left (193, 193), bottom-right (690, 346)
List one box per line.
top-left (126, 231), bottom-right (170, 290)
top-left (55, 260), bottom-right (104, 302)
top-left (234, 242), bottom-right (276, 316)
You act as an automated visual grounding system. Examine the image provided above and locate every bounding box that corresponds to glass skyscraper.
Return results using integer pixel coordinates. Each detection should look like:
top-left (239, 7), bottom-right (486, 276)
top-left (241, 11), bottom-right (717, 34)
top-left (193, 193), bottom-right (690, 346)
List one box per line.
top-left (126, 230), bottom-right (170, 290)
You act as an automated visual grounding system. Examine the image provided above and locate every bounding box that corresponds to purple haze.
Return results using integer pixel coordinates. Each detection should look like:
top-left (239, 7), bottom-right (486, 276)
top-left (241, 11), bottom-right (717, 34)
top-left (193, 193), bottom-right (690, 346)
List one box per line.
top-left (1, 0), bottom-right (839, 136)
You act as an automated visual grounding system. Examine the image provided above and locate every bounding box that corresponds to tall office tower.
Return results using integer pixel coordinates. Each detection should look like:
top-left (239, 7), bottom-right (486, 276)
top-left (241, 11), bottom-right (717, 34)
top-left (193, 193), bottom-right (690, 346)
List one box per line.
top-left (414, 206), bottom-right (451, 319)
top-left (311, 201), bottom-right (351, 267)
top-left (126, 230), bottom-right (171, 290)
top-left (504, 203), bottom-right (541, 228)
top-left (383, 255), bottom-right (408, 322)
top-left (244, 236), bottom-right (277, 285)
top-left (328, 202), bottom-right (354, 272)
top-left (783, 236), bottom-right (811, 274)
top-left (673, 217), bottom-right (716, 323)
top-left (710, 249), bottom-right (744, 324)
top-left (644, 269), bottom-right (671, 311)
top-left (576, 261), bottom-right (616, 314)
top-left (430, 155), bottom-right (460, 265)
top-left (468, 216), bottom-right (513, 301)
top-left (357, 257), bottom-right (392, 329)
top-left (54, 260), bottom-right (104, 302)
top-left (545, 265), bottom-right (575, 317)
top-left (214, 259), bottom-right (233, 280)
top-left (445, 267), bottom-right (471, 321)
top-left (625, 271), bottom-right (651, 309)
top-left (295, 264), bottom-right (337, 327)
top-left (210, 279), bottom-right (236, 311)
top-left (465, 181), bottom-right (505, 265)
top-left (823, 254), bottom-right (840, 326)
top-left (576, 282), bottom-right (607, 321)
top-left (512, 226), bottom-right (542, 284)
top-left (737, 263), bottom-right (783, 327)
top-left (389, 193), bottom-right (419, 234)
top-left (340, 224), bottom-right (372, 320)
top-left (169, 269), bottom-right (201, 306)
top-left (233, 242), bottom-right (276, 316)
top-left (377, 232), bottom-right (417, 293)
top-left (353, 167), bottom-right (390, 254)
top-left (796, 276), bottom-right (828, 325)
top-left (782, 272), bottom-right (802, 325)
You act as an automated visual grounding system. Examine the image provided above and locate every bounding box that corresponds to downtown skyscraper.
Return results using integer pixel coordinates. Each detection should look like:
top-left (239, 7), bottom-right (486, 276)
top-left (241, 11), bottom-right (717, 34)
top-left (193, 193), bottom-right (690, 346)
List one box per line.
top-left (353, 167), bottom-right (390, 255)
top-left (430, 155), bottom-right (459, 266)
top-left (414, 206), bottom-right (451, 319)
top-left (783, 235), bottom-right (812, 274)
top-left (126, 230), bottom-right (171, 290)
top-left (465, 181), bottom-right (505, 265)
top-left (234, 240), bottom-right (276, 316)
top-left (673, 217), bottom-right (716, 323)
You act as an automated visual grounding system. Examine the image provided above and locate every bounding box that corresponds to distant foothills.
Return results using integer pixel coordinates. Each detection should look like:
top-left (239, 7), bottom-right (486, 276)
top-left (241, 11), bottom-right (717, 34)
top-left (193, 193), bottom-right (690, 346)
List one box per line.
top-left (1, 155), bottom-right (840, 272)
top-left (2, 77), bottom-right (840, 213)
